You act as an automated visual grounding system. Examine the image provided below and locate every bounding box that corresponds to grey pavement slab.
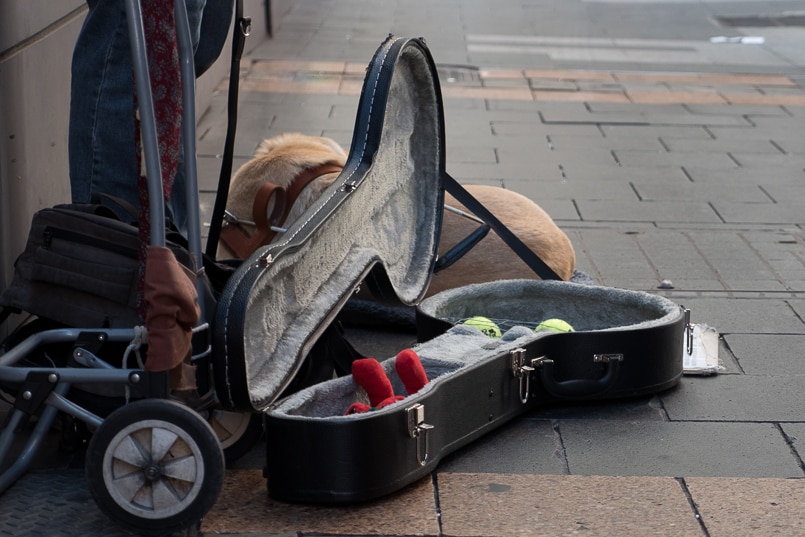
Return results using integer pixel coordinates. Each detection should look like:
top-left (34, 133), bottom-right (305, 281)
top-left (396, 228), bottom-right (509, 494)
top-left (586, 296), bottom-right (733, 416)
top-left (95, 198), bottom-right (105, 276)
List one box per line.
top-left (724, 334), bottom-right (805, 376)
top-left (713, 200), bottom-right (805, 225)
top-left (600, 124), bottom-right (715, 140)
top-left (505, 177), bottom-right (638, 202)
top-left (662, 374), bottom-right (805, 423)
top-left (576, 199), bottom-right (722, 223)
top-left (667, 298), bottom-right (804, 334)
top-left (780, 423), bottom-right (805, 465)
top-left (558, 162), bottom-right (691, 183)
top-left (559, 419), bottom-right (803, 478)
top-left (437, 419), bottom-right (566, 475)
top-left (684, 104), bottom-right (793, 117)
top-left (613, 149), bottom-right (740, 170)
top-left (548, 133), bottom-right (665, 152)
top-left (632, 181), bottom-right (770, 203)
top-left (544, 108), bottom-right (753, 127)
top-left (662, 137), bottom-right (785, 154)
top-left (529, 394), bottom-right (670, 422)
top-left (788, 300), bottom-right (805, 324)
top-left (729, 152), bottom-right (805, 170)
top-left (683, 166), bottom-right (805, 185)
top-left (569, 228), bottom-right (805, 293)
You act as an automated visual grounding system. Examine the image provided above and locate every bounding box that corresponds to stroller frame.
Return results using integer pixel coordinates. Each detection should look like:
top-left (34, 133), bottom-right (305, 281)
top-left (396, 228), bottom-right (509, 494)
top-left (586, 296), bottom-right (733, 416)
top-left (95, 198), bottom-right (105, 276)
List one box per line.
top-left (0, 1), bottom-right (224, 534)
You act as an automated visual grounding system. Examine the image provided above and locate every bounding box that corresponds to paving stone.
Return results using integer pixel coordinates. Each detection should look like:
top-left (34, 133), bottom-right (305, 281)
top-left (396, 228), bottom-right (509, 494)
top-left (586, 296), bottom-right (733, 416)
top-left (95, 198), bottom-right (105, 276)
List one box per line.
top-left (632, 181), bottom-right (770, 203)
top-left (613, 149), bottom-right (739, 170)
top-left (437, 473), bottom-right (703, 537)
top-left (576, 199), bottom-right (721, 224)
top-left (600, 124), bottom-right (714, 140)
top-left (560, 420), bottom-right (803, 478)
top-left (437, 419), bottom-right (566, 475)
top-left (780, 423), bottom-right (805, 465)
top-left (529, 394), bottom-right (670, 421)
top-left (559, 162), bottom-right (690, 183)
top-left (729, 152), bottom-right (805, 169)
top-left (686, 477), bottom-right (805, 537)
top-left (547, 133), bottom-right (664, 152)
top-left (707, 124), bottom-right (805, 142)
top-left (770, 136), bottom-right (805, 155)
top-left (724, 334), bottom-right (805, 376)
top-left (450, 154), bottom-right (620, 182)
top-left (666, 298), bottom-right (804, 334)
top-left (505, 177), bottom-right (638, 201)
top-left (661, 138), bottom-right (784, 154)
top-left (712, 201), bottom-right (805, 225)
top-left (761, 185), bottom-right (805, 204)
top-left (545, 109), bottom-right (751, 126)
top-left (684, 104), bottom-right (793, 117)
top-left (683, 166), bottom-right (804, 185)
top-left (446, 145), bottom-right (498, 164)
top-left (202, 470), bottom-right (439, 536)
top-left (498, 146), bottom-right (616, 168)
top-left (662, 374), bottom-right (805, 423)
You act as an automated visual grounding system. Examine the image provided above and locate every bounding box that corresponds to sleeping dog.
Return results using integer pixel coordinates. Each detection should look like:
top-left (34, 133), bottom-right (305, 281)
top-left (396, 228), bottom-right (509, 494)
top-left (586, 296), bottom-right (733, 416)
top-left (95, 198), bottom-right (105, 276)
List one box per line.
top-left (221, 133), bottom-right (575, 296)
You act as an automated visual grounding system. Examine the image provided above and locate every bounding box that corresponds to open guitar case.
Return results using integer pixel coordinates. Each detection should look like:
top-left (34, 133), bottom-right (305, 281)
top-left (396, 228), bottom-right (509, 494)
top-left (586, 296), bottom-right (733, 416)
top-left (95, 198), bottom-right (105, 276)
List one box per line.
top-left (212, 36), bottom-right (686, 505)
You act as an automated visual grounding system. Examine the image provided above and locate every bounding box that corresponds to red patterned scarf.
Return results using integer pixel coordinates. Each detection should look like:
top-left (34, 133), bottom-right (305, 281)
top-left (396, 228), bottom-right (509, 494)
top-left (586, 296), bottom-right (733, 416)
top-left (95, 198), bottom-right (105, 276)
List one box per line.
top-left (135, 0), bottom-right (183, 318)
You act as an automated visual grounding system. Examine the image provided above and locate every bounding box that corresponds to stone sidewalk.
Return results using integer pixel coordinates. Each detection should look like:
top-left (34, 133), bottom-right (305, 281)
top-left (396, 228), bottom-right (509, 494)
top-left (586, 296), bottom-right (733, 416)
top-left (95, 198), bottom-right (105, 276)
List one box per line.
top-left (2, 0), bottom-right (805, 535)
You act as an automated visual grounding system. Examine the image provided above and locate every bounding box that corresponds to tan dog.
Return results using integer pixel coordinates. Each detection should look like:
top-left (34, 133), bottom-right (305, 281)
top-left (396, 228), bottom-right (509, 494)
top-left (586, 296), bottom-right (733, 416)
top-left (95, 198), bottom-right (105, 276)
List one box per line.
top-left (222, 133), bottom-right (575, 296)
top-left (220, 133), bottom-right (347, 258)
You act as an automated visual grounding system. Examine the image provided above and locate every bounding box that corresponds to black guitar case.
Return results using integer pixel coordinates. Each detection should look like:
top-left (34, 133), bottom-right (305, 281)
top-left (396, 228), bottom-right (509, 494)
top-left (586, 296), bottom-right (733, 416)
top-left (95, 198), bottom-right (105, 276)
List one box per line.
top-left (264, 280), bottom-right (684, 504)
top-left (252, 37), bottom-right (686, 505)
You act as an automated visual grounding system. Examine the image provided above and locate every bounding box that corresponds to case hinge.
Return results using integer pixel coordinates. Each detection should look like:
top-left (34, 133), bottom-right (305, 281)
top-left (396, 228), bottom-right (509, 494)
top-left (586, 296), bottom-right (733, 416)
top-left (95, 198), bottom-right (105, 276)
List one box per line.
top-left (406, 403), bottom-right (434, 466)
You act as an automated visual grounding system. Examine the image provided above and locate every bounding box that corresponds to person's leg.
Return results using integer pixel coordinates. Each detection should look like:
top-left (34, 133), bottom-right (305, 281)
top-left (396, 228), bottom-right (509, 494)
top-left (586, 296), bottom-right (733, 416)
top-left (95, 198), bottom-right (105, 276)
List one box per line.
top-left (168, 0), bottom-right (208, 234)
top-left (69, 0), bottom-right (139, 223)
top-left (69, 0), bottom-right (207, 231)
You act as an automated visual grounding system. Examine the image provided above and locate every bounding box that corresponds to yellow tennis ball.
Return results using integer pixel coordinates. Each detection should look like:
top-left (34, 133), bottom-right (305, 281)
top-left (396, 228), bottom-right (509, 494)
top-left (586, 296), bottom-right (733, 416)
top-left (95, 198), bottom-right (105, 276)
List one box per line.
top-left (535, 318), bottom-right (574, 333)
top-left (463, 316), bottom-right (501, 338)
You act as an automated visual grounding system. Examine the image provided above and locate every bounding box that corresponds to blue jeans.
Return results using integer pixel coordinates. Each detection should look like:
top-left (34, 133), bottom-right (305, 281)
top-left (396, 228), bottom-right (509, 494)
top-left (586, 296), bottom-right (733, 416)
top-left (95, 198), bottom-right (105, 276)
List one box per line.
top-left (69, 0), bottom-right (206, 233)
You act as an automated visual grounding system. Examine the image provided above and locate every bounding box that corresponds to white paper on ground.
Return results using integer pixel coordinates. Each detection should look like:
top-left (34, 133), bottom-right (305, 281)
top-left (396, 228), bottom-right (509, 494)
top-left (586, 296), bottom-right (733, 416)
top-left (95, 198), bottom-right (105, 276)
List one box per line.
top-left (683, 324), bottom-right (720, 375)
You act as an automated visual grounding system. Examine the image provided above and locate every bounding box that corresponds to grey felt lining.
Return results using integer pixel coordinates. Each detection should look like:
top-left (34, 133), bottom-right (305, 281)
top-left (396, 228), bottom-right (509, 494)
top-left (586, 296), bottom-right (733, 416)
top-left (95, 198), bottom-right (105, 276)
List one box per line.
top-left (237, 41), bottom-right (444, 411)
top-left (268, 280), bottom-right (683, 421)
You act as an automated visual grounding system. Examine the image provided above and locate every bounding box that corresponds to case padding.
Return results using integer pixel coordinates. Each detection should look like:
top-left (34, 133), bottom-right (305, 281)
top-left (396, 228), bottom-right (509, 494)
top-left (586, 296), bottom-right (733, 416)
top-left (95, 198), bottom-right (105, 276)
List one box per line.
top-left (213, 37), bottom-right (446, 411)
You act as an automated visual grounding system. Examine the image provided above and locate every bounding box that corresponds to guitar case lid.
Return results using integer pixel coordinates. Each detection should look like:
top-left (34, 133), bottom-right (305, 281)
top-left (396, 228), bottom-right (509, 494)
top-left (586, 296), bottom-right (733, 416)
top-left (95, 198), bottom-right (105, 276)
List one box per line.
top-left (213, 36), bottom-right (446, 412)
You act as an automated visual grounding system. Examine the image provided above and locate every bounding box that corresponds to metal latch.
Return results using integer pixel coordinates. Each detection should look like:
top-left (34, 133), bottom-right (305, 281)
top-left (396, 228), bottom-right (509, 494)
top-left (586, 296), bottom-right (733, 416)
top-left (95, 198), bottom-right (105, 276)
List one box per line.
top-left (683, 308), bottom-right (694, 355)
top-left (510, 348), bottom-right (536, 404)
top-left (406, 403), bottom-right (434, 466)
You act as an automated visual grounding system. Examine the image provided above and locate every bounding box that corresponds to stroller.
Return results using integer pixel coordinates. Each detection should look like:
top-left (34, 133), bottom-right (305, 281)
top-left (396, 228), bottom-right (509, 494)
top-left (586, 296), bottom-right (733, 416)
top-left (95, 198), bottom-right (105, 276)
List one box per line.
top-left (0, 0), bottom-right (450, 534)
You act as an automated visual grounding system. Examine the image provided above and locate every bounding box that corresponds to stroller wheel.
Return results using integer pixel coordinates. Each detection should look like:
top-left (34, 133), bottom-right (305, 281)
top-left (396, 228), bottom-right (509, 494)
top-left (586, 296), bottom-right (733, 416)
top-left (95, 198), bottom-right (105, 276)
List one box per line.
top-left (85, 399), bottom-right (224, 536)
top-left (207, 409), bottom-right (264, 466)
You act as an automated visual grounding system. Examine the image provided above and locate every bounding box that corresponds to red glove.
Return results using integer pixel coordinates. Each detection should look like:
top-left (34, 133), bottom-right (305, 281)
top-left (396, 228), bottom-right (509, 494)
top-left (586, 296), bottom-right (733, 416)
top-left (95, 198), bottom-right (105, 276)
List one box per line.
top-left (395, 349), bottom-right (428, 395)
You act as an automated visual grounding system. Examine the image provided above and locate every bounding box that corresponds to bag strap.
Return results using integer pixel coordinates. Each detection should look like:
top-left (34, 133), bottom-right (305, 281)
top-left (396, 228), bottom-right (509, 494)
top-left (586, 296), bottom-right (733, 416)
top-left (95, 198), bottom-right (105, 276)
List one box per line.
top-left (443, 173), bottom-right (562, 281)
top-left (206, 0), bottom-right (250, 258)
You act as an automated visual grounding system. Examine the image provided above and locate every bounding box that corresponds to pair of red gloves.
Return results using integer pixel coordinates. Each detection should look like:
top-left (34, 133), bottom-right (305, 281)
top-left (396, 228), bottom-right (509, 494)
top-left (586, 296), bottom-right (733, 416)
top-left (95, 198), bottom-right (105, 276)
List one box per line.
top-left (346, 349), bottom-right (428, 414)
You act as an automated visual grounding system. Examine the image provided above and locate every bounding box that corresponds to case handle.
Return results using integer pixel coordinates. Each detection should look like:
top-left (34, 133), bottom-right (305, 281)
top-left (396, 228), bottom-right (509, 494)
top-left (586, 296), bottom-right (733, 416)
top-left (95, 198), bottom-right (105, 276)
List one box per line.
top-left (537, 354), bottom-right (623, 399)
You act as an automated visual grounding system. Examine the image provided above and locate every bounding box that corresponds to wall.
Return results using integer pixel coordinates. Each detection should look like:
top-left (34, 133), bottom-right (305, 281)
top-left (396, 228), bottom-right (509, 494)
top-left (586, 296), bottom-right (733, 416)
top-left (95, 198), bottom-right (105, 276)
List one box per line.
top-left (0, 0), bottom-right (274, 338)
